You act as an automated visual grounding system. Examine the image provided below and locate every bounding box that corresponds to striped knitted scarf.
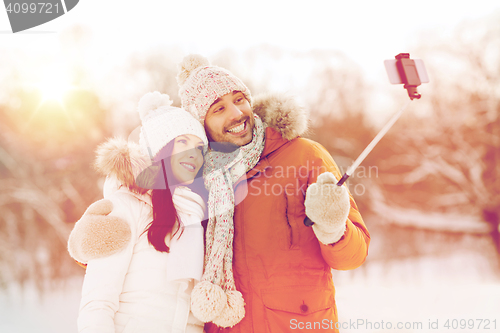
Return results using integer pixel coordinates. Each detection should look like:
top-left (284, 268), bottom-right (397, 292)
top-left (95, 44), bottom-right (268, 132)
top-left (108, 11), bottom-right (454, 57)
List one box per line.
top-left (190, 114), bottom-right (265, 328)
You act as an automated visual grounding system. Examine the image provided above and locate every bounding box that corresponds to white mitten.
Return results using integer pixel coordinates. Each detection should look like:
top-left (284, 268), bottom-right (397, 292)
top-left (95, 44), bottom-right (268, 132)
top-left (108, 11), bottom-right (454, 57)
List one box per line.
top-left (304, 172), bottom-right (350, 244)
top-left (67, 199), bottom-right (131, 266)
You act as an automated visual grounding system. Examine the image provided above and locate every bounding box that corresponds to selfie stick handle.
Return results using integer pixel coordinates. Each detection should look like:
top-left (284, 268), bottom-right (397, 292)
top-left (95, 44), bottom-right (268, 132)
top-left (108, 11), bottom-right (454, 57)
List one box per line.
top-left (340, 98), bottom-right (412, 184)
top-left (304, 99), bottom-right (413, 227)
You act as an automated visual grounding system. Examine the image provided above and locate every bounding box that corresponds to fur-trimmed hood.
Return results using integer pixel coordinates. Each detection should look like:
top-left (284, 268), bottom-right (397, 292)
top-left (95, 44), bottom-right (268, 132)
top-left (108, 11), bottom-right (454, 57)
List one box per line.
top-left (253, 93), bottom-right (309, 140)
top-left (95, 93), bottom-right (308, 191)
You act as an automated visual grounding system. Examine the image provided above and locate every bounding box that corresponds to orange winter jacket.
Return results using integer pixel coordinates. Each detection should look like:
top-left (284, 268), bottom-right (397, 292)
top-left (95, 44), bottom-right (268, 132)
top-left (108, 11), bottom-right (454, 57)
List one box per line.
top-left (206, 95), bottom-right (370, 333)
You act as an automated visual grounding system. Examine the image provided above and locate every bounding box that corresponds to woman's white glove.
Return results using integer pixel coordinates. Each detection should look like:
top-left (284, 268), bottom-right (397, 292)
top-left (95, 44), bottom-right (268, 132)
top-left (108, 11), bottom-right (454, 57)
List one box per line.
top-left (68, 199), bottom-right (131, 266)
top-left (304, 172), bottom-right (350, 244)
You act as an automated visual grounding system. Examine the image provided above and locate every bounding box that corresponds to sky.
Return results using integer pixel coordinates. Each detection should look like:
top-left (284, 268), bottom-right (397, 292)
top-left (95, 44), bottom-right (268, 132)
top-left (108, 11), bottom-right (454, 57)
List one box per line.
top-left (1, 0), bottom-right (500, 119)
top-left (2, 1), bottom-right (499, 68)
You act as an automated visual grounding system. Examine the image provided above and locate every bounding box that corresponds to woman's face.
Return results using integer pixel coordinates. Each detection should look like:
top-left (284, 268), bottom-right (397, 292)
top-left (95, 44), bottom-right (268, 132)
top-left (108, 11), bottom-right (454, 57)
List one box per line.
top-left (170, 134), bottom-right (204, 185)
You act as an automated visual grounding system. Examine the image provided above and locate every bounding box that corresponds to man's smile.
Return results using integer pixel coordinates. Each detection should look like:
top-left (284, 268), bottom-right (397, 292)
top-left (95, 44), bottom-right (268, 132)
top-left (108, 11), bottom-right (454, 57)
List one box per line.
top-left (226, 120), bottom-right (247, 135)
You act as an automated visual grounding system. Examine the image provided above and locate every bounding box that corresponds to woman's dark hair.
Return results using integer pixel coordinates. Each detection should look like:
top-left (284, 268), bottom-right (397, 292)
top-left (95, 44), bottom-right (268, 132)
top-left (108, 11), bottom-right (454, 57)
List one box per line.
top-left (146, 140), bottom-right (207, 252)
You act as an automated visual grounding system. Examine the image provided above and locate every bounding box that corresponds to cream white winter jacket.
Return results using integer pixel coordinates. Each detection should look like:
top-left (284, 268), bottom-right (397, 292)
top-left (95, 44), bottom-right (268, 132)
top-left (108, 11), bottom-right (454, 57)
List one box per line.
top-left (68, 138), bottom-right (205, 333)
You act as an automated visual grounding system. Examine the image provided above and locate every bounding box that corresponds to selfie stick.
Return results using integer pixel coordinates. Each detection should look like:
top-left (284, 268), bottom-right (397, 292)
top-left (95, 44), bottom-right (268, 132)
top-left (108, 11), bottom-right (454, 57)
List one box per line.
top-left (304, 53), bottom-right (423, 227)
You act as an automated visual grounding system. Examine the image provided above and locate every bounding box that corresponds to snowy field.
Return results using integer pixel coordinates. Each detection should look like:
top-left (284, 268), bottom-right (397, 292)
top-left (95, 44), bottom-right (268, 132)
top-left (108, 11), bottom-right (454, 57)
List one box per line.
top-left (333, 252), bottom-right (500, 333)
top-left (1, 254), bottom-right (499, 333)
top-left (336, 282), bottom-right (500, 333)
top-left (0, 277), bottom-right (82, 333)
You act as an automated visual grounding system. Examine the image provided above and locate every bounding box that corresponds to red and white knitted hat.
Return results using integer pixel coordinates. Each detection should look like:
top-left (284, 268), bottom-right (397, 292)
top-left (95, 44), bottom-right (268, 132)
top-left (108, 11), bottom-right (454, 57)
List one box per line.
top-left (176, 54), bottom-right (252, 123)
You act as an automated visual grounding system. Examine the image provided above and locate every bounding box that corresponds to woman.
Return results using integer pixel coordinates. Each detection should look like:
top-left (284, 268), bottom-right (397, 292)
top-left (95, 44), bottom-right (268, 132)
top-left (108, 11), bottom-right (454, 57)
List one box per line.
top-left (68, 92), bottom-right (208, 333)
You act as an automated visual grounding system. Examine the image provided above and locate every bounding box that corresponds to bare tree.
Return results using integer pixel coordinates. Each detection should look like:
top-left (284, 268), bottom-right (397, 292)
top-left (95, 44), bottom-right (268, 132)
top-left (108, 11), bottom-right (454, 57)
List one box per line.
top-left (370, 13), bottom-right (500, 265)
top-left (0, 83), bottom-right (107, 289)
top-left (305, 50), bottom-right (375, 215)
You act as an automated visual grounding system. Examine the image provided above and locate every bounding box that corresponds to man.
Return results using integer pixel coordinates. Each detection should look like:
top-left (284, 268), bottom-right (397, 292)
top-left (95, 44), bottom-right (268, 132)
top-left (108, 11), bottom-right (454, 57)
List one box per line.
top-left (177, 54), bottom-right (370, 332)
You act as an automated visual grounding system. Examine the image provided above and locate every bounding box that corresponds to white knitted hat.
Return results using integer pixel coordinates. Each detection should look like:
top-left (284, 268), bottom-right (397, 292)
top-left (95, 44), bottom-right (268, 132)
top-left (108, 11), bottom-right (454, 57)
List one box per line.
top-left (177, 54), bottom-right (252, 123)
top-left (138, 91), bottom-right (208, 160)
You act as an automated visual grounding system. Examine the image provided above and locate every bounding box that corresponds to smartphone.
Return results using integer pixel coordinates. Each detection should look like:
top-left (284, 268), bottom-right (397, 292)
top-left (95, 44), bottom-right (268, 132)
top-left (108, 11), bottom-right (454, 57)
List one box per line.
top-left (384, 59), bottom-right (429, 85)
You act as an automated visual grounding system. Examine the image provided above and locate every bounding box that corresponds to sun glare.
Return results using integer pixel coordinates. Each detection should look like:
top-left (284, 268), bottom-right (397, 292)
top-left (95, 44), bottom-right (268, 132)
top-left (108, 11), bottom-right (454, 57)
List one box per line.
top-left (23, 66), bottom-right (77, 134)
top-left (37, 68), bottom-right (71, 103)
top-left (40, 81), bottom-right (66, 101)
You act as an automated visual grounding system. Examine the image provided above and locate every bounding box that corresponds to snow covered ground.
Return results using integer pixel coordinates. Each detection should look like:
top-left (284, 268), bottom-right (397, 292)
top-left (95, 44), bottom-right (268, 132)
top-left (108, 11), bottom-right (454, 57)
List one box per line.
top-left (1, 254), bottom-right (499, 333)
top-left (0, 278), bottom-right (82, 333)
top-left (334, 253), bottom-right (500, 333)
top-left (336, 282), bottom-right (500, 333)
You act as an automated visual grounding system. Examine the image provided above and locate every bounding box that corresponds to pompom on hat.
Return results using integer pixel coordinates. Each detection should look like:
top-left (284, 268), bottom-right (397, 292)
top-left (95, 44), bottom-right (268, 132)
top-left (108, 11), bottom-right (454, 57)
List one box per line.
top-left (137, 91), bottom-right (208, 161)
top-left (176, 54), bottom-right (252, 123)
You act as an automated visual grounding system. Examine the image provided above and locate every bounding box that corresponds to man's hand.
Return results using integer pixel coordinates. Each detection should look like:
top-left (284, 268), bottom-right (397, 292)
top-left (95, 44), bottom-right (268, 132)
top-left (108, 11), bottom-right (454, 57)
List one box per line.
top-left (67, 199), bottom-right (131, 266)
top-left (304, 172), bottom-right (350, 244)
